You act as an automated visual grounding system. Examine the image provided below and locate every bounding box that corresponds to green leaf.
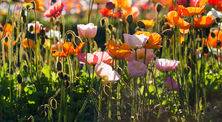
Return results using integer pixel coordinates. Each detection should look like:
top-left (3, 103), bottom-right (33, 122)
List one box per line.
top-left (41, 65), bottom-right (51, 79)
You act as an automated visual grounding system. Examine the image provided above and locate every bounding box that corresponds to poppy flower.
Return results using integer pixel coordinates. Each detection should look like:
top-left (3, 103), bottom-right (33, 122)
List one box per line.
top-left (78, 51), bottom-right (113, 65)
top-left (206, 29), bottom-right (222, 48)
top-left (46, 29), bottom-right (61, 40)
top-left (127, 48), bottom-right (155, 65)
top-left (3, 41), bottom-right (16, 48)
top-left (44, 0), bottom-right (64, 18)
top-left (164, 77), bottom-right (179, 91)
top-left (95, 62), bottom-right (120, 84)
top-left (27, 21), bottom-right (42, 34)
top-left (156, 59), bottom-right (180, 72)
top-left (122, 7), bottom-right (140, 20)
top-left (123, 34), bottom-right (148, 49)
top-left (144, 33), bottom-right (162, 49)
top-left (166, 11), bottom-right (190, 30)
top-left (113, 0), bottom-right (132, 9)
top-left (22, 38), bottom-right (35, 49)
top-left (177, 5), bottom-right (205, 17)
top-left (51, 41), bottom-right (85, 57)
top-left (100, 8), bottom-right (112, 17)
top-left (106, 40), bottom-right (132, 60)
top-left (137, 19), bottom-right (155, 29)
top-left (25, 0), bottom-right (45, 11)
top-left (208, 0), bottom-right (222, 11)
top-left (95, 0), bottom-right (108, 4)
top-left (135, 31), bottom-right (151, 37)
top-left (77, 23), bottom-right (97, 38)
top-left (190, 0), bottom-right (207, 7)
top-left (3, 23), bottom-right (13, 37)
top-left (128, 60), bottom-right (147, 77)
top-left (194, 15), bottom-right (214, 28)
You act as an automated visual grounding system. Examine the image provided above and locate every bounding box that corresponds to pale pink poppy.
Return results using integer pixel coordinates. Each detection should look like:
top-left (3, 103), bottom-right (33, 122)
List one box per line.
top-left (95, 62), bottom-right (120, 82)
top-left (123, 34), bottom-right (148, 49)
top-left (156, 59), bottom-right (179, 72)
top-left (127, 48), bottom-right (155, 65)
top-left (44, 0), bottom-right (64, 18)
top-left (128, 60), bottom-right (147, 77)
top-left (78, 51), bottom-right (112, 65)
top-left (77, 23), bottom-right (97, 38)
top-left (164, 77), bottom-right (179, 91)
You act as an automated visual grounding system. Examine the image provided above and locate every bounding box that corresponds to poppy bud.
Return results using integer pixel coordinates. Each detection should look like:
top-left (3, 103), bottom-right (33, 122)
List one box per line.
top-left (203, 46), bottom-right (209, 54)
top-left (58, 71), bottom-right (64, 79)
top-left (156, 3), bottom-right (163, 13)
top-left (57, 61), bottom-right (62, 71)
top-left (127, 15), bottom-right (133, 24)
top-left (17, 74), bottom-right (23, 84)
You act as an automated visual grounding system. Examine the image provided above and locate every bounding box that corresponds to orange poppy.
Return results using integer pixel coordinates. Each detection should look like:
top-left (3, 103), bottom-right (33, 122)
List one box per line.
top-left (194, 15), bottom-right (214, 28)
top-left (22, 38), bottom-right (35, 49)
top-left (166, 11), bottom-right (190, 30)
top-left (3, 23), bottom-right (13, 37)
top-left (177, 5), bottom-right (205, 17)
top-left (206, 29), bottom-right (222, 48)
top-left (3, 41), bottom-right (16, 48)
top-left (113, 0), bottom-right (131, 9)
top-left (51, 41), bottom-right (85, 57)
top-left (106, 40), bottom-right (132, 60)
top-left (144, 33), bottom-right (162, 49)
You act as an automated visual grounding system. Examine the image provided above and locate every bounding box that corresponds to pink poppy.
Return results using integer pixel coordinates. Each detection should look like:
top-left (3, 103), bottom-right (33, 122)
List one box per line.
top-left (78, 51), bottom-right (113, 65)
top-left (123, 34), bottom-right (148, 49)
top-left (128, 60), bottom-right (147, 77)
top-left (127, 48), bottom-right (155, 65)
top-left (77, 23), bottom-right (97, 38)
top-left (164, 77), bottom-right (179, 91)
top-left (156, 59), bottom-right (179, 72)
top-left (44, 0), bottom-right (64, 18)
top-left (95, 62), bottom-right (120, 83)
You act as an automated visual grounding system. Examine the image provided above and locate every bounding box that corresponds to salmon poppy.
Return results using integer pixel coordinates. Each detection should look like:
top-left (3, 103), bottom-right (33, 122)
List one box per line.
top-left (144, 33), bottom-right (162, 49)
top-left (177, 5), bottom-right (205, 17)
top-left (166, 11), bottom-right (190, 30)
top-left (106, 40), bottom-right (132, 60)
top-left (194, 15), bottom-right (214, 28)
top-left (206, 29), bottom-right (222, 48)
